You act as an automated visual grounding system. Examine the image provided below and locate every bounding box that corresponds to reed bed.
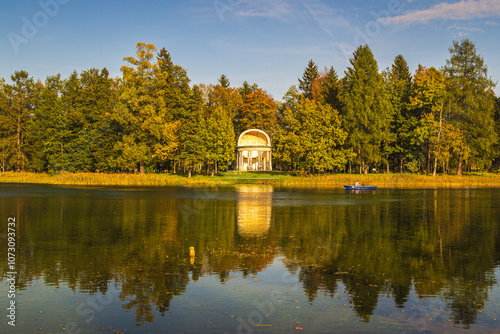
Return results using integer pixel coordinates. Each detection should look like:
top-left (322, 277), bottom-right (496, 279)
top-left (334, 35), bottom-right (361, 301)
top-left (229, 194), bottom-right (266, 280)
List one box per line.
top-left (1, 171), bottom-right (499, 188)
top-left (279, 173), bottom-right (500, 188)
top-left (0, 172), bottom-right (228, 186)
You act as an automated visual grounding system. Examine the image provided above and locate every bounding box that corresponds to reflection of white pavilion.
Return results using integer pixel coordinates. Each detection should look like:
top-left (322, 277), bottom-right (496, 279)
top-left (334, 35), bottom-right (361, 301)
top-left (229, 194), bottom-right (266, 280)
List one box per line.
top-left (236, 129), bottom-right (272, 171)
top-left (236, 185), bottom-right (273, 238)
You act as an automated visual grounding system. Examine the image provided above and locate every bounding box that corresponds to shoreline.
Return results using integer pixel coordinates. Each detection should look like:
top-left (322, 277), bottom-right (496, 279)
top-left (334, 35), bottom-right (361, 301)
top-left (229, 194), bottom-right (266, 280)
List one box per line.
top-left (1, 171), bottom-right (500, 189)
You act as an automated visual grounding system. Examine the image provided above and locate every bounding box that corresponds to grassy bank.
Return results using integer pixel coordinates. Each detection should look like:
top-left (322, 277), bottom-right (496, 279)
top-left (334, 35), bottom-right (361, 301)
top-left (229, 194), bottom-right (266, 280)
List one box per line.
top-left (1, 171), bottom-right (500, 188)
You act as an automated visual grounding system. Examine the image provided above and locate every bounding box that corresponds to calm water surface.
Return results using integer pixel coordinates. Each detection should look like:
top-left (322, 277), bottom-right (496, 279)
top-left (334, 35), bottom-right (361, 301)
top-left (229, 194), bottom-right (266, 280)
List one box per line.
top-left (1, 184), bottom-right (500, 333)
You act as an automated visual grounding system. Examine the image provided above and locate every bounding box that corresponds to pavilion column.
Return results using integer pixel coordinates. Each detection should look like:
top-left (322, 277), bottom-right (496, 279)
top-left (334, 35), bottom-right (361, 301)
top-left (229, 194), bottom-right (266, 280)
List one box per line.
top-left (258, 151), bottom-right (262, 171)
top-left (240, 150), bottom-right (244, 171)
top-left (269, 151), bottom-right (272, 171)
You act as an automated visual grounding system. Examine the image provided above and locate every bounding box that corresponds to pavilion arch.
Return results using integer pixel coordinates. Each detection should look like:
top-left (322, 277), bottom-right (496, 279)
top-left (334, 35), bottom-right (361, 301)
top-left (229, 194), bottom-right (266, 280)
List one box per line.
top-left (236, 129), bottom-right (272, 171)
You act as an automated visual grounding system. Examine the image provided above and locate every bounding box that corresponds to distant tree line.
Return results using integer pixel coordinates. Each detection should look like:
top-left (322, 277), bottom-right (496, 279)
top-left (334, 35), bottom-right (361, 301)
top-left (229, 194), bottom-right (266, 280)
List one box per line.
top-left (0, 39), bottom-right (499, 175)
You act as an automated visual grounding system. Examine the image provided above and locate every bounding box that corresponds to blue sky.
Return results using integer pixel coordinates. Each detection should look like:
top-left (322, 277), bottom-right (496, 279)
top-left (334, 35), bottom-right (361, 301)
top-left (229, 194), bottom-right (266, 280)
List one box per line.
top-left (1, 0), bottom-right (500, 100)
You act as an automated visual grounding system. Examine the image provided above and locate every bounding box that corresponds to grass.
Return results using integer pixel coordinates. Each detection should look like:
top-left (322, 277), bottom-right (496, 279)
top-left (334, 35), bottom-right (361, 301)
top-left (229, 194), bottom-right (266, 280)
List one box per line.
top-left (1, 171), bottom-right (500, 188)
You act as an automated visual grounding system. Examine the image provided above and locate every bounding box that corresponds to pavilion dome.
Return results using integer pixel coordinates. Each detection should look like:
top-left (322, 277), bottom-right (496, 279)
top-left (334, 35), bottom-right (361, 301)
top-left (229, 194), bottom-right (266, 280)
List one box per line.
top-left (237, 129), bottom-right (271, 147)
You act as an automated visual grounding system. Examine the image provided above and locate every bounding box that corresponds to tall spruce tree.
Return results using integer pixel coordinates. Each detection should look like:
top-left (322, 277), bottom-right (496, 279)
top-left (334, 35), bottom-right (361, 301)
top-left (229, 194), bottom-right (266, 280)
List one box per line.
top-left (386, 55), bottom-right (412, 172)
top-left (218, 74), bottom-right (230, 88)
top-left (443, 39), bottom-right (498, 174)
top-left (343, 45), bottom-right (393, 174)
top-left (177, 86), bottom-right (206, 177)
top-left (321, 66), bottom-right (344, 112)
top-left (27, 74), bottom-right (67, 172)
top-left (298, 59), bottom-right (319, 99)
top-left (238, 81), bottom-right (259, 98)
top-left (61, 68), bottom-right (116, 172)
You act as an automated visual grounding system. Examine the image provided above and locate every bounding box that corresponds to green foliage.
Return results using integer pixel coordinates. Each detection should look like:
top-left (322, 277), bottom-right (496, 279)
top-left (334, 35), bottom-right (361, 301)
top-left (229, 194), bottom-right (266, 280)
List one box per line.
top-left (112, 43), bottom-right (184, 173)
top-left (236, 89), bottom-right (278, 135)
top-left (1, 71), bottom-right (41, 172)
top-left (343, 45), bottom-right (393, 174)
top-left (298, 59), bottom-right (319, 99)
top-left (218, 74), bottom-right (230, 88)
top-left (320, 66), bottom-right (344, 112)
top-left (28, 74), bottom-right (66, 172)
top-left (176, 88), bottom-right (205, 177)
top-left (202, 106), bottom-right (235, 172)
top-left (275, 97), bottom-right (347, 172)
top-left (443, 39), bottom-right (498, 174)
top-left (408, 66), bottom-right (446, 174)
top-left (0, 40), bottom-right (498, 176)
top-left (204, 79), bottom-right (242, 135)
top-left (385, 55), bottom-right (412, 171)
top-left (238, 81), bottom-right (259, 98)
top-left (0, 77), bottom-right (10, 172)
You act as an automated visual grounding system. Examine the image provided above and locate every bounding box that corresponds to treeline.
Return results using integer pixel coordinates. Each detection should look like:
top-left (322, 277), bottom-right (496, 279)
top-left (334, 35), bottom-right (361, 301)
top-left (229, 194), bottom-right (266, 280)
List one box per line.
top-left (1, 39), bottom-right (499, 175)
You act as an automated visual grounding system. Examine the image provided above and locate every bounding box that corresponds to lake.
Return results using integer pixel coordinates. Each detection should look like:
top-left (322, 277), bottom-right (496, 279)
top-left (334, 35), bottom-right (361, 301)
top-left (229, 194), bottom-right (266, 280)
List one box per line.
top-left (1, 184), bottom-right (500, 333)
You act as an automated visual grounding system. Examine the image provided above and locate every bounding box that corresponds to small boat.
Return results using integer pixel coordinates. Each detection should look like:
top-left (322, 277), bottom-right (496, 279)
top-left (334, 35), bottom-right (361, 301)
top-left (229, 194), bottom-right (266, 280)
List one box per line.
top-left (343, 185), bottom-right (377, 190)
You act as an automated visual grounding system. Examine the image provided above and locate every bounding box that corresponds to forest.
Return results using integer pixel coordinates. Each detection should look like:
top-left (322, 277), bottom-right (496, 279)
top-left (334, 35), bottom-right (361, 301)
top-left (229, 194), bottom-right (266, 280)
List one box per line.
top-left (1, 39), bottom-right (499, 176)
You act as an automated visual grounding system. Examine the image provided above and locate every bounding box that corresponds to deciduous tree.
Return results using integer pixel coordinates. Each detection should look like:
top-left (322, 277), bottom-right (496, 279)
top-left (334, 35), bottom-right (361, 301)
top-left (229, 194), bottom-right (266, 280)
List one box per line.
top-left (237, 89), bottom-right (278, 135)
top-left (409, 66), bottom-right (445, 175)
top-left (275, 97), bottom-right (347, 173)
top-left (112, 43), bottom-right (181, 173)
top-left (2, 71), bottom-right (40, 172)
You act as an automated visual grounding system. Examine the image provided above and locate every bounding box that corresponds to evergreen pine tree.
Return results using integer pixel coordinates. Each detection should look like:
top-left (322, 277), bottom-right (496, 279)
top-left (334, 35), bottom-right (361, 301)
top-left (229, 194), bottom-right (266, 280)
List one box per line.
top-left (298, 59), bottom-right (319, 99)
top-left (443, 39), bottom-right (498, 174)
top-left (218, 74), bottom-right (230, 88)
top-left (27, 74), bottom-right (66, 172)
top-left (343, 45), bottom-right (393, 174)
top-left (386, 55), bottom-right (412, 172)
top-left (321, 66), bottom-right (344, 112)
top-left (238, 81), bottom-right (259, 99)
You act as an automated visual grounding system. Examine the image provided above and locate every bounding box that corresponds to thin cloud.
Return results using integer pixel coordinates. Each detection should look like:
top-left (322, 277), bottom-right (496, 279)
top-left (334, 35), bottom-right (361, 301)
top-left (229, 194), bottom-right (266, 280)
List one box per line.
top-left (233, 0), bottom-right (296, 20)
top-left (241, 44), bottom-right (335, 56)
top-left (302, 0), bottom-right (355, 37)
top-left (379, 0), bottom-right (500, 25)
top-left (447, 23), bottom-right (483, 32)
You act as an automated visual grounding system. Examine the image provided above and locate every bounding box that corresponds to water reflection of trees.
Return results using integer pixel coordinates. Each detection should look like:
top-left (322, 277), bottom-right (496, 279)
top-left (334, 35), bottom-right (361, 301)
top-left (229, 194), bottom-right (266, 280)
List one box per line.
top-left (0, 187), bottom-right (499, 327)
top-left (279, 189), bottom-right (500, 326)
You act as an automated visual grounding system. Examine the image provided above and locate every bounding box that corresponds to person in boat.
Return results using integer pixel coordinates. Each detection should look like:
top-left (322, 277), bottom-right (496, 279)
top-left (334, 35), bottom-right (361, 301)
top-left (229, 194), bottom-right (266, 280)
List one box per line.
top-left (355, 181), bottom-right (360, 187)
